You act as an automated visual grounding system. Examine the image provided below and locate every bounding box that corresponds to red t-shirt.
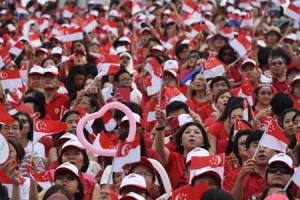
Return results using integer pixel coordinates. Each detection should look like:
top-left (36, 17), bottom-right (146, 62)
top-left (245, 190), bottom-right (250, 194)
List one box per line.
top-left (80, 173), bottom-right (97, 200)
top-left (228, 65), bottom-right (242, 83)
top-left (45, 93), bottom-right (69, 120)
top-left (180, 69), bottom-right (193, 80)
top-left (38, 136), bottom-right (54, 158)
top-left (165, 138), bottom-right (177, 152)
top-left (198, 104), bottom-right (215, 122)
top-left (241, 172), bottom-right (267, 200)
top-left (288, 92), bottom-right (300, 109)
top-left (223, 167), bottom-right (241, 192)
top-left (207, 121), bottom-right (229, 154)
top-left (165, 152), bottom-right (188, 189)
top-left (272, 78), bottom-right (288, 93)
top-left (190, 97), bottom-right (209, 117)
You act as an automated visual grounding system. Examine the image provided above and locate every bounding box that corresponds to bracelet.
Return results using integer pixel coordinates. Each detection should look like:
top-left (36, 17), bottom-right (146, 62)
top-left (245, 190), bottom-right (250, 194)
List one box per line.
top-left (155, 126), bottom-right (165, 131)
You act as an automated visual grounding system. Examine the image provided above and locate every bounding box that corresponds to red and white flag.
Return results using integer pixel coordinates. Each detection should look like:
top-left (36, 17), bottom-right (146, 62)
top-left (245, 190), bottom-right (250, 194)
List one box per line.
top-left (132, 0), bottom-right (143, 15)
top-left (102, 112), bottom-right (117, 131)
top-left (9, 41), bottom-right (25, 57)
top-left (165, 86), bottom-right (188, 103)
top-left (144, 57), bottom-right (163, 96)
top-left (0, 170), bottom-right (27, 198)
top-left (164, 37), bottom-right (178, 50)
top-left (0, 102), bottom-right (15, 125)
top-left (83, 15), bottom-right (98, 33)
top-left (286, 2), bottom-right (300, 21)
top-left (107, 20), bottom-right (118, 36)
top-left (93, 132), bottom-right (116, 150)
top-left (9, 104), bottom-right (33, 116)
top-left (237, 77), bottom-right (254, 106)
top-left (97, 63), bottom-right (120, 78)
top-left (190, 24), bottom-right (207, 38)
top-left (229, 34), bottom-right (252, 57)
top-left (233, 118), bottom-right (252, 139)
top-left (51, 23), bottom-right (64, 36)
top-left (0, 70), bottom-right (22, 91)
top-left (202, 54), bottom-right (227, 79)
top-left (182, 0), bottom-right (197, 13)
top-left (62, 26), bottom-right (83, 42)
top-left (238, 0), bottom-right (250, 9)
top-left (29, 33), bottom-right (42, 48)
top-left (289, 167), bottom-right (300, 187)
top-left (0, 49), bottom-right (11, 69)
top-left (16, 3), bottom-right (28, 15)
top-left (172, 181), bottom-right (209, 200)
top-left (26, 165), bottom-right (52, 189)
top-left (220, 27), bottom-right (234, 40)
top-left (147, 100), bottom-right (157, 122)
top-left (297, 27), bottom-right (300, 41)
top-left (33, 119), bottom-right (68, 143)
top-left (260, 120), bottom-right (289, 153)
top-left (37, 17), bottom-right (49, 33)
top-left (241, 11), bottom-right (254, 27)
top-left (113, 134), bottom-right (141, 172)
top-left (190, 153), bottom-right (225, 182)
top-left (63, 4), bottom-right (75, 19)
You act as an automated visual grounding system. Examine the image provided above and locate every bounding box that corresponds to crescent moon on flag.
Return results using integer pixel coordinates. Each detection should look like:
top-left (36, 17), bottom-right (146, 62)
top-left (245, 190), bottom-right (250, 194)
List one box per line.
top-left (0, 72), bottom-right (6, 79)
top-left (215, 156), bottom-right (221, 166)
top-left (121, 144), bottom-right (129, 156)
top-left (35, 120), bottom-right (42, 132)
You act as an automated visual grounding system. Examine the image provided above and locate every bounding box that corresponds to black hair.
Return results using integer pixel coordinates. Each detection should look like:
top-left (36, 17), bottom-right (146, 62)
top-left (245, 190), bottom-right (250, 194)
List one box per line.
top-left (176, 122), bottom-right (210, 153)
top-left (23, 96), bottom-right (46, 119)
top-left (209, 76), bottom-right (230, 89)
top-left (246, 130), bottom-right (263, 149)
top-left (226, 129), bottom-right (252, 165)
top-left (24, 89), bottom-right (46, 105)
top-left (201, 188), bottom-right (234, 200)
top-left (260, 184), bottom-right (293, 200)
top-left (166, 101), bottom-right (189, 117)
top-left (218, 97), bottom-right (244, 122)
top-left (14, 111), bottom-right (33, 141)
top-left (271, 47), bottom-right (291, 65)
top-left (113, 69), bottom-right (131, 83)
top-left (41, 57), bottom-right (57, 67)
top-left (7, 139), bottom-right (25, 164)
top-left (175, 43), bottom-right (189, 61)
top-left (66, 65), bottom-right (85, 97)
top-left (43, 185), bottom-right (73, 200)
top-left (217, 45), bottom-right (237, 64)
top-left (58, 147), bottom-right (90, 173)
top-left (83, 63), bottom-right (98, 78)
top-left (0, 183), bottom-right (8, 200)
top-left (146, 37), bottom-right (162, 47)
top-left (114, 102), bottom-right (142, 121)
top-left (270, 92), bottom-right (293, 120)
top-left (213, 89), bottom-right (232, 103)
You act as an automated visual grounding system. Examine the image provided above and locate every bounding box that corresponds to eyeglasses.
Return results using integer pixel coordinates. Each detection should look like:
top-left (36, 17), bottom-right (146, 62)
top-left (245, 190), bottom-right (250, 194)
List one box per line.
top-left (1, 125), bottom-right (20, 132)
top-left (268, 166), bottom-right (292, 174)
top-left (120, 56), bottom-right (130, 60)
top-left (133, 171), bottom-right (154, 179)
top-left (271, 61), bottom-right (284, 66)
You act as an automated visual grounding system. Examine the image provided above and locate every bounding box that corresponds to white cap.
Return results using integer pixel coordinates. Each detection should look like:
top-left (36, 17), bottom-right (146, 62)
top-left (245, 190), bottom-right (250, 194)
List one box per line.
top-left (150, 45), bottom-right (164, 52)
top-left (163, 60), bottom-right (179, 72)
top-left (55, 162), bottom-right (79, 178)
top-left (140, 27), bottom-right (151, 34)
top-left (191, 166), bottom-right (222, 184)
top-left (62, 139), bottom-right (84, 152)
top-left (36, 48), bottom-right (48, 54)
top-left (29, 65), bottom-right (44, 75)
top-left (116, 46), bottom-right (128, 54)
top-left (171, 114), bottom-right (193, 130)
top-left (291, 75), bottom-right (300, 87)
top-left (119, 192), bottom-right (146, 200)
top-left (51, 47), bottom-right (62, 55)
top-left (163, 9), bottom-right (171, 15)
top-left (7, 24), bottom-right (16, 32)
top-left (268, 153), bottom-right (293, 170)
top-left (0, 38), bottom-right (3, 44)
top-left (90, 10), bottom-right (99, 17)
top-left (186, 147), bottom-right (210, 164)
top-left (100, 165), bottom-right (113, 185)
top-left (285, 33), bottom-right (297, 41)
top-left (108, 9), bottom-right (119, 17)
top-left (44, 66), bottom-right (59, 76)
top-left (121, 113), bottom-right (141, 124)
top-left (56, 132), bottom-right (78, 146)
top-left (241, 58), bottom-right (257, 68)
top-left (119, 36), bottom-right (131, 43)
top-left (120, 174), bottom-right (147, 191)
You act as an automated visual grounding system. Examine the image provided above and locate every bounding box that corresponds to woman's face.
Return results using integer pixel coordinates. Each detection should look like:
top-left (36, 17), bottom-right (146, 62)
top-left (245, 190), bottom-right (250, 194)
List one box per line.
top-left (213, 36), bottom-right (227, 50)
top-left (192, 73), bottom-right (206, 91)
top-left (294, 115), bottom-right (300, 133)
top-left (257, 87), bottom-right (273, 106)
top-left (74, 54), bottom-right (87, 66)
top-left (120, 55), bottom-right (131, 67)
top-left (216, 92), bottom-right (231, 112)
top-left (73, 42), bottom-right (86, 52)
top-left (61, 147), bottom-right (84, 170)
top-left (118, 72), bottom-right (132, 88)
top-left (181, 125), bottom-right (204, 152)
top-left (73, 74), bottom-right (85, 90)
top-left (55, 173), bottom-right (79, 196)
top-left (229, 108), bottom-right (244, 126)
top-left (266, 164), bottom-right (292, 186)
top-left (43, 59), bottom-right (56, 68)
top-left (17, 114), bottom-right (30, 138)
top-left (79, 96), bottom-right (96, 113)
top-left (221, 49), bottom-right (234, 64)
top-left (188, 53), bottom-right (200, 67)
top-left (66, 114), bottom-right (79, 134)
top-left (237, 135), bottom-right (248, 161)
top-left (283, 111), bottom-right (296, 137)
top-left (9, 143), bottom-right (17, 161)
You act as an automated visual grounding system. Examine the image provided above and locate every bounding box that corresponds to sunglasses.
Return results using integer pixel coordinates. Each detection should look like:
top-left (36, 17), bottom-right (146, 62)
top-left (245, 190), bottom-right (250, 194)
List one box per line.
top-left (268, 166), bottom-right (292, 174)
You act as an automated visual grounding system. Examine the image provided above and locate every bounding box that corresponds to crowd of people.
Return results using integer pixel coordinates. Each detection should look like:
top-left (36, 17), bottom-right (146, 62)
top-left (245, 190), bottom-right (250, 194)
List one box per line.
top-left (0, 0), bottom-right (300, 199)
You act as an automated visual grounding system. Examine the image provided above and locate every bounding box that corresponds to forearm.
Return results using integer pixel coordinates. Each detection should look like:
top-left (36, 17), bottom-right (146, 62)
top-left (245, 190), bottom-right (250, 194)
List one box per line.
top-left (153, 128), bottom-right (169, 166)
top-left (29, 177), bottom-right (39, 200)
top-left (12, 183), bottom-right (20, 200)
top-left (231, 175), bottom-right (244, 200)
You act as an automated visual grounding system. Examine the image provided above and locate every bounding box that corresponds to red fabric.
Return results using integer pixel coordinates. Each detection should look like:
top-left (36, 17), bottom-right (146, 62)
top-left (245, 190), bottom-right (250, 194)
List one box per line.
top-left (80, 173), bottom-right (96, 200)
top-left (145, 148), bottom-right (161, 162)
top-left (272, 78), bottom-right (288, 93)
top-left (38, 136), bottom-right (54, 158)
top-left (227, 65), bottom-right (242, 83)
top-left (207, 121), bottom-right (229, 154)
top-left (241, 172), bottom-right (267, 200)
top-left (165, 138), bottom-right (177, 152)
top-left (47, 160), bottom-right (58, 171)
top-left (45, 93), bottom-right (69, 120)
top-left (190, 97), bottom-right (209, 117)
top-left (288, 92), bottom-right (300, 109)
top-left (223, 167), bottom-right (241, 192)
top-left (252, 109), bottom-right (272, 128)
top-left (180, 68), bottom-right (193, 80)
top-left (198, 103), bottom-right (215, 122)
top-left (165, 152), bottom-right (188, 189)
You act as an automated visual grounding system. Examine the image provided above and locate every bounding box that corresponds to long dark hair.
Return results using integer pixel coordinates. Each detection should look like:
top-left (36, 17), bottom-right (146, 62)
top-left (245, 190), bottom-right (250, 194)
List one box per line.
top-left (43, 185), bottom-right (73, 200)
top-left (14, 111), bottom-right (34, 141)
top-left (66, 65), bottom-right (85, 97)
top-left (218, 97), bottom-right (244, 122)
top-left (176, 122), bottom-right (210, 154)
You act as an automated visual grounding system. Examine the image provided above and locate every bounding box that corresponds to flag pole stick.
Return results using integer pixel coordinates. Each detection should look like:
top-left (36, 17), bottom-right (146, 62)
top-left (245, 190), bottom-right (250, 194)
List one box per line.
top-left (284, 175), bottom-right (293, 191)
top-left (107, 142), bottom-right (120, 185)
top-left (252, 120), bottom-right (272, 159)
top-left (84, 76), bottom-right (98, 91)
top-left (158, 78), bottom-right (162, 108)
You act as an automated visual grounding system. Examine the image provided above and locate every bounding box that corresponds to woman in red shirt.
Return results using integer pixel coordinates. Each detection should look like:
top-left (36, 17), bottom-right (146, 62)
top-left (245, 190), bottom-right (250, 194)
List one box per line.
top-left (207, 97), bottom-right (244, 155)
top-left (154, 108), bottom-right (210, 189)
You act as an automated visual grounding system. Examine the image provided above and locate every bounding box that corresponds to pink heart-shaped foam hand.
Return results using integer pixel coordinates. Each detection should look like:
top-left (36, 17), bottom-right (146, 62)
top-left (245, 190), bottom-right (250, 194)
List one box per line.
top-left (76, 102), bottom-right (136, 157)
